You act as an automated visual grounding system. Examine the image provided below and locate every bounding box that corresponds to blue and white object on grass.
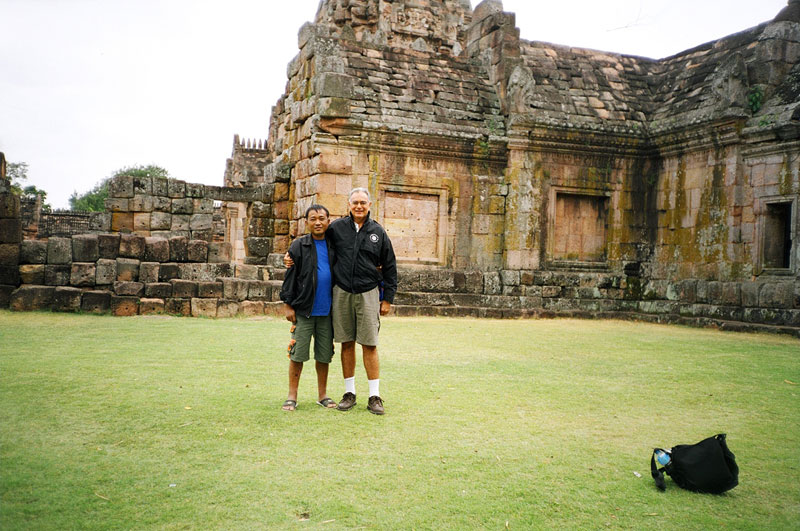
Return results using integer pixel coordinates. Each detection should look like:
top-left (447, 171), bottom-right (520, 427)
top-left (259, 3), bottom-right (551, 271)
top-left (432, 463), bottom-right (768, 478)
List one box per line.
top-left (655, 449), bottom-right (671, 466)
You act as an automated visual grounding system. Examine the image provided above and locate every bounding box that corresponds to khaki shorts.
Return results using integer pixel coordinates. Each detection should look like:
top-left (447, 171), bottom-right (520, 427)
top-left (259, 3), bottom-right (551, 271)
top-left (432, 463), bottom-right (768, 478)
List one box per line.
top-left (332, 285), bottom-right (380, 346)
top-left (289, 314), bottom-right (334, 363)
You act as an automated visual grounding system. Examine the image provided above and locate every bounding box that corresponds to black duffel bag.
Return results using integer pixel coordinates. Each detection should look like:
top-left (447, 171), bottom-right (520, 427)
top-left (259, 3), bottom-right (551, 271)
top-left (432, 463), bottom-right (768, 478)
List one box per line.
top-left (651, 433), bottom-right (739, 494)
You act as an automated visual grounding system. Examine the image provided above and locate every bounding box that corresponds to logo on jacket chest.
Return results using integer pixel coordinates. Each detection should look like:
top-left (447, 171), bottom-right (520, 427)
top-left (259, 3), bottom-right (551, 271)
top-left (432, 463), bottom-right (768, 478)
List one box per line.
top-left (369, 233), bottom-right (379, 243)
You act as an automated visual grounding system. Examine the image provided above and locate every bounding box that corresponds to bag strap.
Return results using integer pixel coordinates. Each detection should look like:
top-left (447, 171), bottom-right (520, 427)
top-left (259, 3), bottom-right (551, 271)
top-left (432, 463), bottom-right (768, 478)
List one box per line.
top-left (651, 449), bottom-right (666, 491)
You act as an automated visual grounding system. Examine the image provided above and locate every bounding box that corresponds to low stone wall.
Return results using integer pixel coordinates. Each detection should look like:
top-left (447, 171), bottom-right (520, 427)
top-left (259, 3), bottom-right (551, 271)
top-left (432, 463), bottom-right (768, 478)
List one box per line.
top-left (8, 233), bottom-right (284, 317)
top-left (391, 268), bottom-right (800, 337)
top-left (0, 175), bottom-right (21, 306)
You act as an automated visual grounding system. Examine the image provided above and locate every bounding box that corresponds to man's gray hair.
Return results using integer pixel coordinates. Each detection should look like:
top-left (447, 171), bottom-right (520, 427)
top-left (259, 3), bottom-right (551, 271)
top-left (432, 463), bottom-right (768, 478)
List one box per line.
top-left (349, 187), bottom-right (371, 201)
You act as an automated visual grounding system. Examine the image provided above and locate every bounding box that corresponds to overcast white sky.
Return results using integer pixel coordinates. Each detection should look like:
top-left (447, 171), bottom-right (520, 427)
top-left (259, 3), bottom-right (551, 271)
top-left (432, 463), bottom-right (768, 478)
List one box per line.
top-left (0, 0), bottom-right (788, 209)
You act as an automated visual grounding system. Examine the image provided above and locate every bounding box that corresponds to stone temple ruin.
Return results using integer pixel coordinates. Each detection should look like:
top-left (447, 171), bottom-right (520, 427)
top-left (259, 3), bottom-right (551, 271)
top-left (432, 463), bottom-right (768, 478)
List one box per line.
top-left (1, 0), bottom-right (799, 336)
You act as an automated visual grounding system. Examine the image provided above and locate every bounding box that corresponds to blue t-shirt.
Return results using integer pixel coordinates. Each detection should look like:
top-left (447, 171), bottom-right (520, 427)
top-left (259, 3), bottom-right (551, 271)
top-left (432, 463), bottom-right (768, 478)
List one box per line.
top-left (311, 238), bottom-right (332, 316)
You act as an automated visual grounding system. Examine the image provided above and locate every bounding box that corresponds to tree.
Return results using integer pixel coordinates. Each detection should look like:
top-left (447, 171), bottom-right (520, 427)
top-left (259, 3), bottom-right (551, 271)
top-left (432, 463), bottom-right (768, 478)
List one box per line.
top-left (8, 161), bottom-right (51, 210)
top-left (69, 164), bottom-right (170, 212)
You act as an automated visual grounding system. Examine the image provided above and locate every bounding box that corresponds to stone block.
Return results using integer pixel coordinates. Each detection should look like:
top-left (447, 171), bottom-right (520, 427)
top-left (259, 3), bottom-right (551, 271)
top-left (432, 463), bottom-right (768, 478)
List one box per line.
top-left (188, 240), bottom-right (208, 262)
top-left (222, 278), bottom-right (250, 301)
top-left (186, 183), bottom-right (204, 198)
top-left (741, 282), bottom-right (759, 307)
top-left (216, 299), bottom-right (239, 318)
top-left (130, 194), bottom-right (154, 212)
top-left (119, 234), bottom-right (146, 259)
top-left (208, 242), bottom-right (231, 263)
top-left (95, 259), bottom-right (117, 285)
top-left (0, 243), bottom-right (19, 266)
top-left (0, 218), bottom-right (21, 244)
top-left (159, 263), bottom-right (181, 281)
top-left (111, 296), bottom-right (139, 316)
top-left (171, 214), bottom-right (190, 231)
top-left (0, 264), bottom-right (19, 285)
top-left (168, 179), bottom-right (186, 198)
top-left (247, 217), bottom-right (274, 238)
top-left (484, 271), bottom-right (501, 295)
top-left (98, 234), bottom-right (121, 259)
top-left (70, 262), bottom-right (96, 287)
top-left (179, 263), bottom-right (216, 281)
top-left (500, 270), bottom-right (520, 287)
top-left (191, 297), bottom-right (217, 317)
top-left (81, 290), bottom-right (111, 313)
top-left (166, 297), bottom-right (192, 316)
top-left (542, 286), bottom-right (562, 297)
top-left (153, 196), bottom-right (171, 212)
top-left (45, 264), bottom-right (70, 286)
top-left (144, 237), bottom-right (170, 262)
top-left (145, 282), bottom-right (172, 298)
top-left (105, 198), bottom-right (130, 212)
top-left (153, 177), bottom-right (169, 196)
top-left (198, 281), bottom-right (224, 298)
top-left (20, 240), bottom-right (47, 264)
top-left (89, 212), bottom-right (112, 232)
top-left (249, 201), bottom-right (272, 218)
top-left (235, 264), bottom-right (259, 280)
top-left (171, 279), bottom-right (198, 298)
top-left (245, 237), bottom-right (273, 257)
top-left (240, 300), bottom-right (265, 316)
top-left (169, 236), bottom-right (189, 262)
top-left (131, 175), bottom-right (152, 195)
top-left (0, 284), bottom-right (14, 308)
top-left (111, 212), bottom-right (134, 232)
top-left (190, 229), bottom-right (213, 242)
top-left (47, 237), bottom-right (72, 264)
top-left (0, 192), bottom-right (20, 217)
top-left (19, 264), bottom-right (45, 285)
top-left (139, 262), bottom-right (160, 283)
top-left (109, 175), bottom-right (134, 198)
top-left (52, 286), bottom-right (82, 312)
top-left (116, 258), bottom-right (140, 282)
top-left (759, 282), bottom-right (793, 309)
top-left (9, 285), bottom-right (55, 311)
top-left (139, 298), bottom-right (165, 315)
top-left (193, 198), bottom-right (214, 214)
top-left (189, 214), bottom-right (212, 231)
top-left (248, 280), bottom-right (272, 301)
top-left (133, 213), bottom-right (151, 233)
top-left (70, 234), bottom-right (99, 262)
top-left (114, 281), bottom-right (144, 296)
top-left (720, 282), bottom-right (741, 306)
top-left (150, 212), bottom-right (172, 231)
top-left (315, 72), bottom-right (354, 98)
top-left (171, 198), bottom-right (194, 215)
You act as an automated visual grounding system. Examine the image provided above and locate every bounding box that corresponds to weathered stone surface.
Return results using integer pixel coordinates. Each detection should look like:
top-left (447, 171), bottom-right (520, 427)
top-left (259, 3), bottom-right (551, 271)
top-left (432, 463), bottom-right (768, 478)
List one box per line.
top-left (169, 236), bottom-right (189, 262)
top-left (111, 296), bottom-right (139, 316)
top-left (116, 258), bottom-right (140, 282)
top-left (222, 278), bottom-right (250, 301)
top-left (52, 286), bottom-right (82, 312)
top-left (98, 234), bottom-right (121, 259)
top-left (198, 281), bottom-right (224, 298)
top-left (70, 262), bottom-right (96, 287)
top-left (0, 193), bottom-right (20, 218)
top-left (191, 297), bottom-right (217, 317)
top-left (119, 234), bottom-right (146, 259)
top-left (145, 282), bottom-right (172, 298)
top-left (189, 214), bottom-right (212, 231)
top-left (114, 281), bottom-right (145, 296)
top-left (166, 297), bottom-right (192, 316)
top-left (20, 240), bottom-right (47, 264)
top-left (245, 237), bottom-right (272, 257)
top-left (759, 282), bottom-right (793, 309)
top-left (235, 264), bottom-right (259, 280)
top-left (71, 234), bottom-right (99, 262)
top-left (0, 284), bottom-right (15, 308)
top-left (171, 198), bottom-right (194, 215)
top-left (10, 285), bottom-right (55, 311)
top-left (109, 175), bottom-right (134, 198)
top-left (139, 262), bottom-right (160, 283)
top-left (44, 265), bottom-right (70, 286)
top-left (111, 212), bottom-right (134, 232)
top-left (19, 264), bottom-right (45, 285)
top-left (159, 263), bottom-right (181, 281)
top-left (248, 280), bottom-right (272, 301)
top-left (0, 218), bottom-right (22, 244)
top-left (89, 212), bottom-right (112, 232)
top-left (139, 298), bottom-right (165, 315)
top-left (150, 212), bottom-right (172, 231)
top-left (187, 239), bottom-right (208, 262)
top-left (81, 290), bottom-right (111, 313)
top-left (208, 242), bottom-right (231, 263)
top-left (216, 299), bottom-right (240, 318)
top-left (95, 259), bottom-right (117, 285)
top-left (171, 214), bottom-right (190, 231)
top-left (47, 237), bottom-right (72, 264)
top-left (0, 243), bottom-right (19, 266)
top-left (144, 237), bottom-right (169, 262)
top-left (171, 279), bottom-right (198, 298)
top-left (240, 300), bottom-right (265, 316)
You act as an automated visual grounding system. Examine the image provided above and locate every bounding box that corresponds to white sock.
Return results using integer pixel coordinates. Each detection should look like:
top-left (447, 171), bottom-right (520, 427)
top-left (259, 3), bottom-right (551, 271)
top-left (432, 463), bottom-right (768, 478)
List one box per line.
top-left (344, 377), bottom-right (356, 395)
top-left (368, 379), bottom-right (380, 398)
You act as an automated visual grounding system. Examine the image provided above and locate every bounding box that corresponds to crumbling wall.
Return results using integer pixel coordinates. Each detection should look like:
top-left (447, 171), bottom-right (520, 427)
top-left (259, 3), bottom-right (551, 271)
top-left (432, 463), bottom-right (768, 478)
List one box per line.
top-left (0, 153), bottom-right (21, 306)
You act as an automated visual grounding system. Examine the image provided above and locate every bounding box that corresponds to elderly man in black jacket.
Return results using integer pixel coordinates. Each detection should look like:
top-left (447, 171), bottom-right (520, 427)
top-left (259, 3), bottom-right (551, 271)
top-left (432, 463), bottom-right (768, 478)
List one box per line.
top-left (329, 188), bottom-right (397, 415)
top-left (279, 204), bottom-right (338, 411)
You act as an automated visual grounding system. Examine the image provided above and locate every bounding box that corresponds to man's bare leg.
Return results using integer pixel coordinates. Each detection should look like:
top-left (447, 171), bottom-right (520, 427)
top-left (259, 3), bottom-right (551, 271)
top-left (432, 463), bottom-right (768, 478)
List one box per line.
top-left (315, 361), bottom-right (335, 407)
top-left (284, 360), bottom-right (303, 410)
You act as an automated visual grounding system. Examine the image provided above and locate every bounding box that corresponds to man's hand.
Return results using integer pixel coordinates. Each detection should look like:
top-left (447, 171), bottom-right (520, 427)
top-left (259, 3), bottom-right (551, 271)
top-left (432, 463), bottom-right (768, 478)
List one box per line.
top-left (380, 300), bottom-right (391, 316)
top-left (283, 252), bottom-right (294, 269)
top-left (284, 303), bottom-right (296, 323)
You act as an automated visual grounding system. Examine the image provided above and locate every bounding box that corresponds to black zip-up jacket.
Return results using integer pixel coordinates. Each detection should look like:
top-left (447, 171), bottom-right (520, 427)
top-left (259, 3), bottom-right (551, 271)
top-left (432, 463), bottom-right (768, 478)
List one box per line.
top-left (279, 234), bottom-right (335, 318)
top-left (328, 212), bottom-right (397, 303)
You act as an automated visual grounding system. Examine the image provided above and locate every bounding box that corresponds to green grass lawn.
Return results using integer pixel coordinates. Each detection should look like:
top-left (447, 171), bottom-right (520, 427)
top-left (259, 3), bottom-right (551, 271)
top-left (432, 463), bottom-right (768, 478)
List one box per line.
top-left (0, 311), bottom-right (798, 530)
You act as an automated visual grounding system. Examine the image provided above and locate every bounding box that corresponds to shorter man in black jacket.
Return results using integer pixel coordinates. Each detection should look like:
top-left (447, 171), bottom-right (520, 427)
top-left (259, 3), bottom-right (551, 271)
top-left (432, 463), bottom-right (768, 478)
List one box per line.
top-left (278, 205), bottom-right (338, 411)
